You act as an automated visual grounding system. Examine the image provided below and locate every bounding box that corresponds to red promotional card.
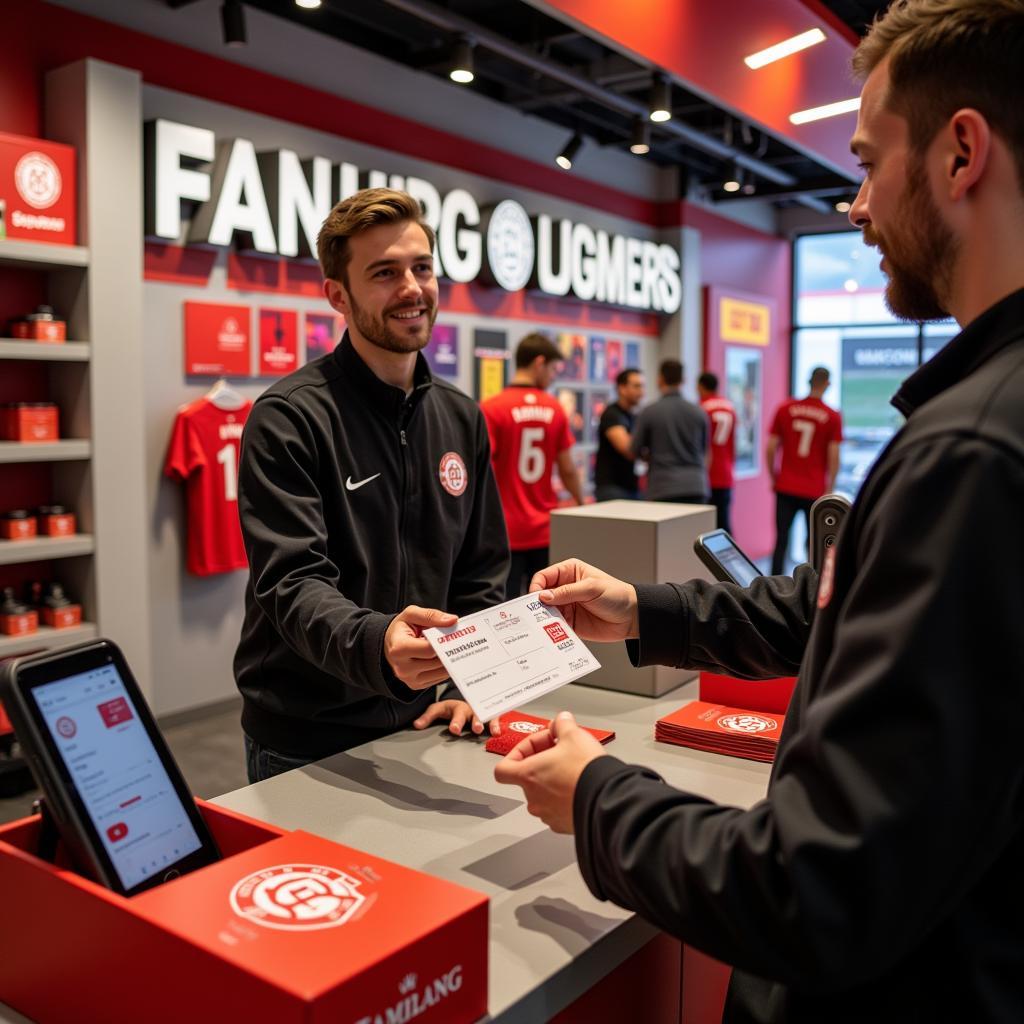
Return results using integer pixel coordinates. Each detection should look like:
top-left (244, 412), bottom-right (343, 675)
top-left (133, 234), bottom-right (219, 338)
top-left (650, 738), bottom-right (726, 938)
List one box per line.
top-left (484, 710), bottom-right (615, 755)
top-left (0, 132), bottom-right (77, 246)
top-left (184, 302), bottom-right (251, 376)
top-left (259, 308), bottom-right (298, 377)
top-left (656, 700), bottom-right (783, 763)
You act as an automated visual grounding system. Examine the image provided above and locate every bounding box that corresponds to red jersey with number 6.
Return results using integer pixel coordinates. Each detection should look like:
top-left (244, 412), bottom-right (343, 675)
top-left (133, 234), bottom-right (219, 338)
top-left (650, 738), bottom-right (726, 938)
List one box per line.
top-left (770, 396), bottom-right (843, 499)
top-left (481, 385), bottom-right (573, 550)
top-left (164, 397), bottom-right (252, 575)
top-left (701, 396), bottom-right (737, 490)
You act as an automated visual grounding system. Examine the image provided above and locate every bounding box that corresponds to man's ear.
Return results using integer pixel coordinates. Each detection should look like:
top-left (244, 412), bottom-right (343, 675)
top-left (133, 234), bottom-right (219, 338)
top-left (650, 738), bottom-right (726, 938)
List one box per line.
top-left (323, 277), bottom-right (351, 318)
top-left (946, 108), bottom-right (991, 201)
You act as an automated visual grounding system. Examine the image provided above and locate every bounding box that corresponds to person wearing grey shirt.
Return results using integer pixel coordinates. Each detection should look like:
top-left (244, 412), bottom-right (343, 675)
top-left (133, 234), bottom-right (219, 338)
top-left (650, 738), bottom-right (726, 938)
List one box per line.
top-left (632, 359), bottom-right (709, 502)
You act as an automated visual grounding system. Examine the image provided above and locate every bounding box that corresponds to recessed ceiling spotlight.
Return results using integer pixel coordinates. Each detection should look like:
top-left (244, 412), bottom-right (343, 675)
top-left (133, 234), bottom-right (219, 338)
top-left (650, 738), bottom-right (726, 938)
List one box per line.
top-left (295, 0), bottom-right (322, 9)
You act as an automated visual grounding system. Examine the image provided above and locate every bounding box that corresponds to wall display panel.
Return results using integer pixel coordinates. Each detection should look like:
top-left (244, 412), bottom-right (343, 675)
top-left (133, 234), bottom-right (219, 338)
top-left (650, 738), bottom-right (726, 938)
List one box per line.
top-left (556, 333), bottom-right (586, 382)
top-left (588, 337), bottom-right (607, 383)
top-left (183, 301), bottom-right (251, 377)
top-left (424, 323), bottom-right (458, 378)
top-left (473, 328), bottom-right (508, 402)
top-left (725, 345), bottom-right (762, 479)
top-left (304, 312), bottom-right (343, 363)
top-left (258, 307), bottom-right (298, 378)
top-left (605, 339), bottom-right (624, 383)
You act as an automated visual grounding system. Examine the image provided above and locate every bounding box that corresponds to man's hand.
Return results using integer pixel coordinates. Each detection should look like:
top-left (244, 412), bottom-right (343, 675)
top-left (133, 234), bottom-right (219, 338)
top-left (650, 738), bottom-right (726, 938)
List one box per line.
top-left (529, 559), bottom-right (639, 643)
top-left (493, 711), bottom-right (607, 833)
top-left (384, 605), bottom-right (457, 690)
top-left (412, 699), bottom-right (499, 737)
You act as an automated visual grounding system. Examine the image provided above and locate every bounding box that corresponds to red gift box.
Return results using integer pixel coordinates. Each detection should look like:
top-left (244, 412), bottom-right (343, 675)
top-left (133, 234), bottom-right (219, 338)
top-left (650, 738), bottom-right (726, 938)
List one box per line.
top-left (38, 511), bottom-right (76, 537)
top-left (0, 403), bottom-right (59, 442)
top-left (699, 671), bottom-right (797, 715)
top-left (39, 604), bottom-right (82, 629)
top-left (0, 132), bottom-right (77, 247)
top-left (0, 609), bottom-right (38, 637)
top-left (0, 801), bottom-right (488, 1024)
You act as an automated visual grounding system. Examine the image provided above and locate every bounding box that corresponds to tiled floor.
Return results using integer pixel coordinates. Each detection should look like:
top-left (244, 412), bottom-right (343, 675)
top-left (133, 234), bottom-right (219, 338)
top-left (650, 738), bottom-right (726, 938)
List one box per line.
top-left (0, 703), bottom-right (249, 825)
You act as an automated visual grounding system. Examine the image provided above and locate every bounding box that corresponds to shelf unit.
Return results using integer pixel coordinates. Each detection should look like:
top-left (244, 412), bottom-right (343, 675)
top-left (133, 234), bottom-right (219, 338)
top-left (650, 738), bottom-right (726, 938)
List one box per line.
top-left (1, 237), bottom-right (94, 657)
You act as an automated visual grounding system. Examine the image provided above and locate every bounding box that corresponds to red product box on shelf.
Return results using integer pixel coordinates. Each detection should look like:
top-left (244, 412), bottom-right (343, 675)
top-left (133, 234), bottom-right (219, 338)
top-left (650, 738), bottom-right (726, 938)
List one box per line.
top-left (0, 608), bottom-right (38, 637)
top-left (0, 512), bottom-right (37, 540)
top-left (0, 802), bottom-right (489, 1024)
top-left (10, 318), bottom-right (66, 342)
top-left (0, 402), bottom-right (59, 442)
top-left (39, 604), bottom-right (82, 629)
top-left (699, 671), bottom-right (797, 715)
top-left (38, 510), bottom-right (76, 536)
top-left (0, 132), bottom-right (77, 247)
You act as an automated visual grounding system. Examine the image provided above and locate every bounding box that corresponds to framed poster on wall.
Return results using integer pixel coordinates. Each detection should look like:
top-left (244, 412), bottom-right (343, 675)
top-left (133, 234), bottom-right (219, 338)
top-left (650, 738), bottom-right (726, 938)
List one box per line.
top-left (425, 323), bottom-right (458, 378)
top-left (474, 328), bottom-right (508, 401)
top-left (557, 333), bottom-right (586, 382)
top-left (183, 301), bottom-right (251, 377)
top-left (726, 345), bottom-right (762, 478)
top-left (259, 308), bottom-right (298, 377)
top-left (304, 312), bottom-right (343, 363)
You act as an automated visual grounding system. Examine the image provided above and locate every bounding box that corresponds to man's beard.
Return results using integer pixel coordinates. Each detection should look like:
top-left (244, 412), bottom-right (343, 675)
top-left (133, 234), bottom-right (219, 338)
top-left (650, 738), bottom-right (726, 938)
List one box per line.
top-left (867, 157), bottom-right (958, 322)
top-left (347, 293), bottom-right (437, 354)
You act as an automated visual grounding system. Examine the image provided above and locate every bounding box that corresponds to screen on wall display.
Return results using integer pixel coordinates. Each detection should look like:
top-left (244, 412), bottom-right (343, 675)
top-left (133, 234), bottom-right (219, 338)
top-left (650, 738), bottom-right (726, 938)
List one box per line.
top-left (557, 388), bottom-right (586, 444)
top-left (605, 339), bottom-right (623, 383)
top-left (183, 301), bottom-right (251, 377)
top-left (258, 308), bottom-right (298, 377)
top-left (557, 333), bottom-right (586, 382)
top-left (304, 312), bottom-right (344, 363)
top-left (474, 329), bottom-right (508, 402)
top-left (624, 341), bottom-right (641, 371)
top-left (589, 337), bottom-right (607, 383)
top-left (425, 323), bottom-right (459, 378)
top-left (726, 346), bottom-right (762, 478)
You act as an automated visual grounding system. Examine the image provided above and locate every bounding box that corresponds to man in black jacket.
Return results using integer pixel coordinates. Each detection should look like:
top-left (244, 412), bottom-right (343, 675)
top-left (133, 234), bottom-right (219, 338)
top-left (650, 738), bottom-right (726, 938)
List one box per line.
top-left (236, 189), bottom-right (508, 781)
top-left (495, 2), bottom-right (1024, 1020)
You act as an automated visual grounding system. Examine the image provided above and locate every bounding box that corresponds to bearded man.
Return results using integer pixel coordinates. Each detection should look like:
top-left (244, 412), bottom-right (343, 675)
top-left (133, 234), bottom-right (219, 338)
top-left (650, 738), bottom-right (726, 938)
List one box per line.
top-left (235, 188), bottom-right (508, 781)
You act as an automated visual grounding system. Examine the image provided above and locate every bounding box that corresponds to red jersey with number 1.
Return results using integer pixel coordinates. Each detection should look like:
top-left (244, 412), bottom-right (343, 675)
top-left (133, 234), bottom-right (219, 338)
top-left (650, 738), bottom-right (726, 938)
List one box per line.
top-left (701, 396), bottom-right (737, 490)
top-left (164, 397), bottom-right (252, 575)
top-left (770, 396), bottom-right (843, 499)
top-left (481, 385), bottom-right (573, 550)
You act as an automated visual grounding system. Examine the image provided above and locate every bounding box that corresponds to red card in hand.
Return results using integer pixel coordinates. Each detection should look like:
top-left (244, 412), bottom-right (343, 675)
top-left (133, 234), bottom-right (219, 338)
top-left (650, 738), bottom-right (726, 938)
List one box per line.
top-left (484, 710), bottom-right (615, 754)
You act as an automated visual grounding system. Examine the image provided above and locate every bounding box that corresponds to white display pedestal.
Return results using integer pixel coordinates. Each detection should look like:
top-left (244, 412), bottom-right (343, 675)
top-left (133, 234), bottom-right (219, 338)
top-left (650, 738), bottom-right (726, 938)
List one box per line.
top-left (550, 500), bottom-right (716, 697)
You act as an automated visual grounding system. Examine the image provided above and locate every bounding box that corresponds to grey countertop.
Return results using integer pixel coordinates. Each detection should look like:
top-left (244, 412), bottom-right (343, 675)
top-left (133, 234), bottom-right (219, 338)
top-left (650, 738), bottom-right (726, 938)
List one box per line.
top-left (213, 680), bottom-right (771, 1022)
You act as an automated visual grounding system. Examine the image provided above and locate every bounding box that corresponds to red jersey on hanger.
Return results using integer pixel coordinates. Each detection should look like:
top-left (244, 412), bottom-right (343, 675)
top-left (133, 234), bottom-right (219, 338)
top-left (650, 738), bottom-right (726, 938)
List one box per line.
top-left (480, 386), bottom-right (573, 550)
top-left (164, 396), bottom-right (252, 576)
top-left (701, 396), bottom-right (737, 490)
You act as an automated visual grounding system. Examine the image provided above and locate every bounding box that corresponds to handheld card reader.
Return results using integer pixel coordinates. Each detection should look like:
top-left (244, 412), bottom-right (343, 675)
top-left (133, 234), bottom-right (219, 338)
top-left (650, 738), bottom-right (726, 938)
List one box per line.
top-left (0, 639), bottom-right (220, 896)
top-left (694, 529), bottom-right (763, 587)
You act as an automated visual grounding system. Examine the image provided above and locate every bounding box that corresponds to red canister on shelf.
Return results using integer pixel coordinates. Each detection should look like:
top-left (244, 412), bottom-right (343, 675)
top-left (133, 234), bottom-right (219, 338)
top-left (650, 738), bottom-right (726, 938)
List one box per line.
top-left (0, 510), bottom-right (37, 540)
top-left (0, 402), bottom-right (59, 442)
top-left (0, 588), bottom-right (38, 636)
top-left (39, 584), bottom-right (81, 629)
top-left (9, 305), bottom-right (66, 343)
top-left (36, 505), bottom-right (76, 537)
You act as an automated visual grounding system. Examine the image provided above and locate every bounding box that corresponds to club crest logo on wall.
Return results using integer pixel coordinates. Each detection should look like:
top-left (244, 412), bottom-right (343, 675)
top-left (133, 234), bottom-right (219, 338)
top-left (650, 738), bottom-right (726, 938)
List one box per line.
top-left (229, 863), bottom-right (366, 931)
top-left (15, 152), bottom-right (62, 209)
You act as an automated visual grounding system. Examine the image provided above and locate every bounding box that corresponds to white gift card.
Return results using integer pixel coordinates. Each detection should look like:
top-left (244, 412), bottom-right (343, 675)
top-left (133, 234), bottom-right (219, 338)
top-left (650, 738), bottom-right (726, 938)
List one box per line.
top-left (423, 594), bottom-right (600, 721)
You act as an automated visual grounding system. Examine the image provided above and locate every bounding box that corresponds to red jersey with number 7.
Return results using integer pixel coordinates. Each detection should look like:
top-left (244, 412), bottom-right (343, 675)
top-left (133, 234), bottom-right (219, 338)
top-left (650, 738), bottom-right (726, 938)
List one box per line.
top-left (480, 385), bottom-right (573, 550)
top-left (770, 396), bottom-right (843, 499)
top-left (700, 396), bottom-right (737, 490)
top-left (164, 397), bottom-right (252, 575)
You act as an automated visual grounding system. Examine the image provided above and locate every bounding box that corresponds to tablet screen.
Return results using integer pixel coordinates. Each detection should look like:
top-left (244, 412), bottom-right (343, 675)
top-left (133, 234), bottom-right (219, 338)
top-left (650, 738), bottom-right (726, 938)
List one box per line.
top-left (31, 663), bottom-right (203, 892)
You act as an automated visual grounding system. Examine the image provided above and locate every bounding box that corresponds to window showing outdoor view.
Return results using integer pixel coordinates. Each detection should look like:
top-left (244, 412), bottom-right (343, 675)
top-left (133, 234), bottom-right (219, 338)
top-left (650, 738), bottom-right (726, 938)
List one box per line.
top-left (793, 231), bottom-right (957, 496)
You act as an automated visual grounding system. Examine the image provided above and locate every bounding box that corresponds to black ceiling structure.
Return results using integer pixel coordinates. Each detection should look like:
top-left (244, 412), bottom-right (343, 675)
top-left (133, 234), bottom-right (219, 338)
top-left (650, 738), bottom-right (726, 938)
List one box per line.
top-left (169, 0), bottom-right (893, 213)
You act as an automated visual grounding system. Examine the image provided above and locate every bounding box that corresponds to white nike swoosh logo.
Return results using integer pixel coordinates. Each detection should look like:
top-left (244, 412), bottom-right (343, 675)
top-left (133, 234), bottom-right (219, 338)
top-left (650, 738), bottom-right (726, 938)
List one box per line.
top-left (345, 473), bottom-right (381, 491)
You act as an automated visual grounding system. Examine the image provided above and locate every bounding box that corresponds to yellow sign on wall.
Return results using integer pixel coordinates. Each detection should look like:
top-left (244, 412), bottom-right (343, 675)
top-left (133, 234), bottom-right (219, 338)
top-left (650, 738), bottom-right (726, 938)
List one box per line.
top-left (720, 297), bottom-right (771, 346)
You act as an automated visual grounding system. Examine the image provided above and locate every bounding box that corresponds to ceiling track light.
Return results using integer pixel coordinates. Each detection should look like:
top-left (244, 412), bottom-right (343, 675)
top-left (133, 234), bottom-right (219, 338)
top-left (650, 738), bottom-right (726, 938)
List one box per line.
top-left (629, 117), bottom-right (650, 156)
top-left (449, 37), bottom-right (475, 84)
top-left (295, 0), bottom-right (322, 8)
top-left (722, 163), bottom-right (741, 193)
top-left (649, 74), bottom-right (672, 123)
top-left (555, 132), bottom-right (583, 170)
top-left (221, 0), bottom-right (246, 47)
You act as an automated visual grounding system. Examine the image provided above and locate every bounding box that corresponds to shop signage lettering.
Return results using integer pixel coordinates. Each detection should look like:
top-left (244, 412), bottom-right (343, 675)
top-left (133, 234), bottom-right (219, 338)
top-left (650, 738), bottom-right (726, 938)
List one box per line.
top-left (144, 119), bottom-right (681, 314)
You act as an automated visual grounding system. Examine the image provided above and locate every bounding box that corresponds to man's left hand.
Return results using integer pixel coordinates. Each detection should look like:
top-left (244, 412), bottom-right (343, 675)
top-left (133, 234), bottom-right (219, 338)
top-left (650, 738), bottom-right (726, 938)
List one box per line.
top-left (493, 711), bottom-right (606, 833)
top-left (413, 699), bottom-right (499, 737)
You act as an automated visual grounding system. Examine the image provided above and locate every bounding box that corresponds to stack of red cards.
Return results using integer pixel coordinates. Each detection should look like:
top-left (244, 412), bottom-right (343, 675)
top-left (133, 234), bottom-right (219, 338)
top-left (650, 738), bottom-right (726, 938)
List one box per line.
top-left (484, 710), bottom-right (615, 755)
top-left (655, 701), bottom-right (783, 763)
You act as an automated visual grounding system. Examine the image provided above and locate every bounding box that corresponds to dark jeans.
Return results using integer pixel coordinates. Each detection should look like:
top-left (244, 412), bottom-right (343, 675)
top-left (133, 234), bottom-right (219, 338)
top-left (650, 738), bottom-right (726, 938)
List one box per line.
top-left (710, 487), bottom-right (733, 534)
top-left (507, 546), bottom-right (549, 599)
top-left (772, 492), bottom-right (815, 575)
top-left (244, 734), bottom-right (313, 783)
top-left (594, 484), bottom-right (639, 502)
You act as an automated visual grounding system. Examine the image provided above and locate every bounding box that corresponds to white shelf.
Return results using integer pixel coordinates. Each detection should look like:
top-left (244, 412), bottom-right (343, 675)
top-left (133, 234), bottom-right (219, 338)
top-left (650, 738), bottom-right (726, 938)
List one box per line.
top-left (0, 340), bottom-right (90, 361)
top-left (0, 534), bottom-right (94, 566)
top-left (0, 238), bottom-right (88, 269)
top-left (0, 440), bottom-right (91, 464)
top-left (0, 622), bottom-right (98, 658)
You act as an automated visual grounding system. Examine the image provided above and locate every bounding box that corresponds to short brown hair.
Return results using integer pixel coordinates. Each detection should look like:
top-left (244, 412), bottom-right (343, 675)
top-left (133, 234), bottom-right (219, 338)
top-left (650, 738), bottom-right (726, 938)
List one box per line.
top-left (316, 188), bottom-right (436, 285)
top-left (515, 332), bottom-right (563, 368)
top-left (853, 0), bottom-right (1024, 188)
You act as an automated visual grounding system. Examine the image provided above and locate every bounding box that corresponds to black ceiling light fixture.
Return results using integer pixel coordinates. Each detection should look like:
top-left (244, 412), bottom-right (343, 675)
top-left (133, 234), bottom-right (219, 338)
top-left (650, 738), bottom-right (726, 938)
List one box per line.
top-left (449, 37), bottom-right (475, 84)
top-left (722, 163), bottom-right (741, 193)
top-left (629, 117), bottom-right (650, 156)
top-left (649, 73), bottom-right (672, 123)
top-left (221, 0), bottom-right (246, 46)
top-left (555, 132), bottom-right (584, 170)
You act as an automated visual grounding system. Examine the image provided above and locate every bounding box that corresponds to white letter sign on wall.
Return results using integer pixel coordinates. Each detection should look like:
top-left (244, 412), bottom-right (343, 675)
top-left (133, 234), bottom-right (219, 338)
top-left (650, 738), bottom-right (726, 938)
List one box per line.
top-left (144, 118), bottom-right (682, 314)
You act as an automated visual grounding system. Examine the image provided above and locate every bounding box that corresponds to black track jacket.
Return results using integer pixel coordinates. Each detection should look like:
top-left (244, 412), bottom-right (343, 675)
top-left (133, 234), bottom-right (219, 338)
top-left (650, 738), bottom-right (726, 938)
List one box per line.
top-left (235, 334), bottom-right (509, 758)
top-left (574, 288), bottom-right (1024, 1022)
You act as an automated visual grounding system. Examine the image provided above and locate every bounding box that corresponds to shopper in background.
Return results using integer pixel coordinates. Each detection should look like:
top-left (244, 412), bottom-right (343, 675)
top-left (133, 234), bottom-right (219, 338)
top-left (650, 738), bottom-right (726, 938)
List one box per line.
top-left (481, 333), bottom-right (583, 598)
top-left (631, 358), bottom-right (709, 504)
top-left (594, 367), bottom-right (645, 502)
top-left (696, 371), bottom-right (736, 532)
top-left (495, 1), bottom-right (1024, 1019)
top-left (235, 188), bottom-right (508, 782)
top-left (766, 366), bottom-right (843, 574)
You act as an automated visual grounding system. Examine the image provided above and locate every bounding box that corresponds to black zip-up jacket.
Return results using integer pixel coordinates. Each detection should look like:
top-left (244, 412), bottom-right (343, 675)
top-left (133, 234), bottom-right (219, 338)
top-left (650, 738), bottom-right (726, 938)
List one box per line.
top-left (234, 334), bottom-right (509, 758)
top-left (574, 288), bottom-right (1024, 1022)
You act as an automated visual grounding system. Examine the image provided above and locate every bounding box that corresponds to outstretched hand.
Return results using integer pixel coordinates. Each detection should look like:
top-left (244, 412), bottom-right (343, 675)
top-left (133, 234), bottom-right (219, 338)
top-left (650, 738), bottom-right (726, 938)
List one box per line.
top-left (529, 559), bottom-right (639, 643)
top-left (384, 605), bottom-right (456, 690)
